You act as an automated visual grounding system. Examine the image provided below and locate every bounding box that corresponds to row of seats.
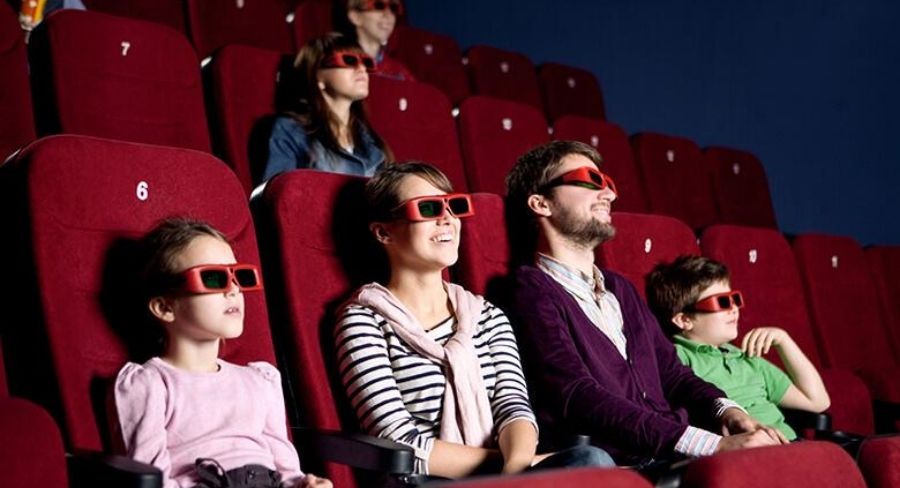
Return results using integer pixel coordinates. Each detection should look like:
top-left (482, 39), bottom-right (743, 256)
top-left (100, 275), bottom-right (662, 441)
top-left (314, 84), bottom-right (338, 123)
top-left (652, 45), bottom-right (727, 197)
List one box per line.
top-left (1, 6), bottom-right (778, 231)
top-left (0, 135), bottom-right (898, 487)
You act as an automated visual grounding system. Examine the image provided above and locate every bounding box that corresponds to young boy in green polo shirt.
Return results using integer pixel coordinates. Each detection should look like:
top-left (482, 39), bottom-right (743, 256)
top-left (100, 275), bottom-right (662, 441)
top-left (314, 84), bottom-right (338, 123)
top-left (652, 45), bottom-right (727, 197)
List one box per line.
top-left (645, 255), bottom-right (831, 440)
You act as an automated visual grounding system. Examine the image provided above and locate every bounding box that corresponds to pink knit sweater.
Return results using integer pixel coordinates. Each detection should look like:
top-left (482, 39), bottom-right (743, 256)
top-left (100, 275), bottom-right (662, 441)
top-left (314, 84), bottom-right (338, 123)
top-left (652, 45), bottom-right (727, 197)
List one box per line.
top-left (114, 358), bottom-right (304, 488)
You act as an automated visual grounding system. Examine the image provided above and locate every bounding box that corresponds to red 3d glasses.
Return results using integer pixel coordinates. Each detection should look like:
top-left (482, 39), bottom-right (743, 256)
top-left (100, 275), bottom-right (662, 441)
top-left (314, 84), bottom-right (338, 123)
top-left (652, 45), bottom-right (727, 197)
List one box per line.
top-left (688, 290), bottom-right (745, 313)
top-left (176, 264), bottom-right (264, 294)
top-left (321, 51), bottom-right (375, 71)
top-left (393, 193), bottom-right (475, 221)
top-left (541, 166), bottom-right (617, 194)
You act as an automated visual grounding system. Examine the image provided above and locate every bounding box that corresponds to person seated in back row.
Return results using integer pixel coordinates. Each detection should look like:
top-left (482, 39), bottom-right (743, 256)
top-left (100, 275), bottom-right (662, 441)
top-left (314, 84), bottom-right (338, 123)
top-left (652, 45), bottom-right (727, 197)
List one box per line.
top-left (645, 255), bottom-right (831, 441)
top-left (262, 33), bottom-right (392, 186)
top-left (334, 0), bottom-right (415, 80)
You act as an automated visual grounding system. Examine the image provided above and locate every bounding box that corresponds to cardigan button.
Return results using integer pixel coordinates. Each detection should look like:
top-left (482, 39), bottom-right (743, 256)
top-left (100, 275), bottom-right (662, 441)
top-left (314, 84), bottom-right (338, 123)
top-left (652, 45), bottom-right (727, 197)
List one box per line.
top-left (641, 391), bottom-right (647, 399)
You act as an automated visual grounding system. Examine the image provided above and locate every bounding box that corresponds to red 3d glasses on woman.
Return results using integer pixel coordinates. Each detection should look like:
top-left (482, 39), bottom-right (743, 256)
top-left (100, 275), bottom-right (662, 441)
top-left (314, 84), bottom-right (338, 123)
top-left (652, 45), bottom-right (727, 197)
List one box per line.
top-left (541, 167), bottom-right (617, 194)
top-left (358, 0), bottom-right (403, 15)
top-left (688, 290), bottom-right (745, 313)
top-left (178, 264), bottom-right (264, 294)
top-left (393, 194), bottom-right (475, 221)
top-left (321, 51), bottom-right (375, 71)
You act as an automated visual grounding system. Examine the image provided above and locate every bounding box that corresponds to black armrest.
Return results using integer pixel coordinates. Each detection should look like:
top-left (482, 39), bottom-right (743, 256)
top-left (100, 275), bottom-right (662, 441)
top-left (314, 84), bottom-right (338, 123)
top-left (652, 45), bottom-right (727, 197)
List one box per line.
top-left (873, 399), bottom-right (900, 433)
top-left (67, 449), bottom-right (162, 488)
top-left (781, 407), bottom-right (832, 432)
top-left (291, 427), bottom-right (415, 474)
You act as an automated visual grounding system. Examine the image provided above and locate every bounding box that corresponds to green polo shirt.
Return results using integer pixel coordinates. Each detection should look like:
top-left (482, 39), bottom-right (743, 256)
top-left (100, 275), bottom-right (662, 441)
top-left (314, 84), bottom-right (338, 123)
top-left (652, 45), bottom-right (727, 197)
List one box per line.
top-left (673, 335), bottom-right (797, 440)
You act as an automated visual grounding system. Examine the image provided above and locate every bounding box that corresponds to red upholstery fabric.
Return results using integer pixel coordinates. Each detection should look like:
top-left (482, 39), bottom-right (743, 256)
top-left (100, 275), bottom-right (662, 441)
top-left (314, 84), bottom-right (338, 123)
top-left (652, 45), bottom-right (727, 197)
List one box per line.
top-left (185, 0), bottom-right (293, 60)
top-left (455, 193), bottom-right (510, 303)
top-left (538, 62), bottom-right (606, 121)
top-left (701, 225), bottom-right (874, 434)
top-left (291, 0), bottom-right (332, 48)
top-left (631, 132), bottom-right (718, 230)
top-left (258, 170), bottom-right (382, 488)
top-left (866, 246), bottom-right (900, 355)
top-left (857, 436), bottom-right (900, 488)
top-left (208, 44), bottom-right (287, 196)
top-left (29, 10), bottom-right (211, 151)
top-left (595, 212), bottom-right (699, 300)
top-left (793, 234), bottom-right (900, 403)
top-left (704, 146), bottom-right (777, 229)
top-left (457, 96), bottom-right (550, 194)
top-left (466, 45), bottom-right (543, 110)
top-left (552, 116), bottom-right (647, 213)
top-left (0, 398), bottom-right (68, 488)
top-left (367, 76), bottom-right (468, 191)
top-left (389, 25), bottom-right (469, 105)
top-left (445, 467), bottom-right (651, 488)
top-left (2, 135), bottom-right (273, 451)
top-left (680, 441), bottom-right (865, 488)
top-left (82, 0), bottom-right (187, 33)
top-left (0, 2), bottom-right (35, 160)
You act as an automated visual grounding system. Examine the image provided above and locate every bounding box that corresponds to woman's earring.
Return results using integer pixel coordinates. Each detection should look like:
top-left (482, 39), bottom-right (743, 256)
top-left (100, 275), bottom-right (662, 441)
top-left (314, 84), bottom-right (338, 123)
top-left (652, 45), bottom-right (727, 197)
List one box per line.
top-left (318, 81), bottom-right (326, 90)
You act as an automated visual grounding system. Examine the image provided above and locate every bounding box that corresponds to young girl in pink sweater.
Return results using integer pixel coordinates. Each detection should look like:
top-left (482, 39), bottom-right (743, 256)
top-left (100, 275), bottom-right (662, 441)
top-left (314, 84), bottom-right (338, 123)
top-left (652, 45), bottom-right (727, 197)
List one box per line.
top-left (114, 218), bottom-right (331, 488)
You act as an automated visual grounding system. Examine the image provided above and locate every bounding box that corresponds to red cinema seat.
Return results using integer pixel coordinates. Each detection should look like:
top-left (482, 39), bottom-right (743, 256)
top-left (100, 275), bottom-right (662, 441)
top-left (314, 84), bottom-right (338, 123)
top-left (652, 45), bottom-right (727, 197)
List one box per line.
top-left (457, 96), bottom-right (550, 195)
top-left (0, 135), bottom-right (272, 452)
top-left (445, 467), bottom-right (652, 488)
top-left (466, 45), bottom-right (543, 110)
top-left (792, 234), bottom-right (900, 407)
top-left (678, 441), bottom-right (865, 488)
top-left (595, 212), bottom-right (699, 300)
top-left (390, 25), bottom-right (469, 105)
top-left (256, 170), bottom-right (413, 488)
top-left (631, 132), bottom-right (718, 231)
top-left (455, 193), bottom-right (511, 303)
top-left (367, 76), bottom-right (468, 191)
top-left (857, 435), bottom-right (900, 488)
top-left (0, 2), bottom-right (35, 160)
top-left (866, 246), bottom-right (900, 355)
top-left (82, 0), bottom-right (187, 33)
top-left (0, 398), bottom-right (69, 488)
top-left (552, 116), bottom-right (647, 213)
top-left (538, 62), bottom-right (606, 121)
top-left (701, 225), bottom-right (874, 435)
top-left (291, 0), bottom-right (332, 48)
top-left (704, 146), bottom-right (777, 229)
top-left (185, 0), bottom-right (294, 60)
top-left (207, 44), bottom-right (288, 196)
top-left (28, 10), bottom-right (211, 152)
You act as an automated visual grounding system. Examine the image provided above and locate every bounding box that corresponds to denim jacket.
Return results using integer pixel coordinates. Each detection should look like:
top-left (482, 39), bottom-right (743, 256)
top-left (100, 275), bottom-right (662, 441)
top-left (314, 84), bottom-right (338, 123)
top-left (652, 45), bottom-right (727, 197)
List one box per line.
top-left (262, 116), bottom-right (385, 183)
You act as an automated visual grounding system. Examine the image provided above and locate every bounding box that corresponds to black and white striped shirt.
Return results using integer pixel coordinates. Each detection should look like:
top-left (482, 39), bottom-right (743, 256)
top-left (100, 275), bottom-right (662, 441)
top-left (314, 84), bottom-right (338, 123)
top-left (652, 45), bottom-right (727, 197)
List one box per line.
top-left (334, 300), bottom-right (537, 474)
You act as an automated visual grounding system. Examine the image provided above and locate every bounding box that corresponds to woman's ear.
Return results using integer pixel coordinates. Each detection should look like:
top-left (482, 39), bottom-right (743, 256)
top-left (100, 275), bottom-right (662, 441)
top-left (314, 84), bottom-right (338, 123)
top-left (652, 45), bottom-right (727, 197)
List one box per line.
top-left (369, 222), bottom-right (391, 244)
top-left (527, 194), bottom-right (552, 217)
top-left (671, 312), bottom-right (693, 332)
top-left (148, 296), bottom-right (176, 324)
top-left (347, 9), bottom-right (363, 28)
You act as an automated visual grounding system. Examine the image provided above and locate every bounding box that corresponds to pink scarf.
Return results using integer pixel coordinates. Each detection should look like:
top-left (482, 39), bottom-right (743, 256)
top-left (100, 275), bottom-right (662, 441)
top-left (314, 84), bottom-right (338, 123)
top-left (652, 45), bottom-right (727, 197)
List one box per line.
top-left (354, 282), bottom-right (495, 447)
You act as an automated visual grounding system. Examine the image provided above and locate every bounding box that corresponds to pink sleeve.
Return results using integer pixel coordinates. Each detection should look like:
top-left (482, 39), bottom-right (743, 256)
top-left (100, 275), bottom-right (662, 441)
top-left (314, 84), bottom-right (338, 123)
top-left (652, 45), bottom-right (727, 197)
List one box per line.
top-left (114, 363), bottom-right (181, 488)
top-left (248, 362), bottom-right (305, 487)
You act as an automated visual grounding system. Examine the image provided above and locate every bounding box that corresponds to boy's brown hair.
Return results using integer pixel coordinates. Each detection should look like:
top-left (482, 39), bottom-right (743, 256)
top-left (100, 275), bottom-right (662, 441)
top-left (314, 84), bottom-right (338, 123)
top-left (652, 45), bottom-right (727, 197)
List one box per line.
top-left (645, 255), bottom-right (730, 336)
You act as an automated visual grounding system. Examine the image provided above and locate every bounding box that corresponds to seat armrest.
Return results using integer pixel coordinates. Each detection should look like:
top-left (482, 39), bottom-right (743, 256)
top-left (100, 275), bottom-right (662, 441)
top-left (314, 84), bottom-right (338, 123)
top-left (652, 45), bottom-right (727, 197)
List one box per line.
top-left (291, 427), bottom-right (415, 474)
top-left (781, 407), bottom-right (832, 432)
top-left (67, 449), bottom-right (162, 488)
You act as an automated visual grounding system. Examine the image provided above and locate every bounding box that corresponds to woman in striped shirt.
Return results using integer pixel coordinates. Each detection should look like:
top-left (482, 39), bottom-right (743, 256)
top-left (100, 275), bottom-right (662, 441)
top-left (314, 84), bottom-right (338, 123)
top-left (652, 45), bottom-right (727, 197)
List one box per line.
top-left (334, 162), bottom-right (613, 479)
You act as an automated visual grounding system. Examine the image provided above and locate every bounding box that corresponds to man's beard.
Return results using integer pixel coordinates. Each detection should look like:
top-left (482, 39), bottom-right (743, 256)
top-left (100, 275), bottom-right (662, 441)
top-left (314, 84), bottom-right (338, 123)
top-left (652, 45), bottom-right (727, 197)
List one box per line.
top-left (552, 203), bottom-right (616, 249)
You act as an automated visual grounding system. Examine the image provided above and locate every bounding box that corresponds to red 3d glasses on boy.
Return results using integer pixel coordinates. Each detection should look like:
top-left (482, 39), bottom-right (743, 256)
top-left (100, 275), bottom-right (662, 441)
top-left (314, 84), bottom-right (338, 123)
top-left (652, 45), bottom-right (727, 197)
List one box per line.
top-left (358, 0), bottom-right (403, 15)
top-left (542, 167), bottom-right (618, 194)
top-left (393, 194), bottom-right (475, 221)
top-left (688, 290), bottom-right (744, 313)
top-left (177, 264), bottom-right (264, 294)
top-left (321, 51), bottom-right (375, 71)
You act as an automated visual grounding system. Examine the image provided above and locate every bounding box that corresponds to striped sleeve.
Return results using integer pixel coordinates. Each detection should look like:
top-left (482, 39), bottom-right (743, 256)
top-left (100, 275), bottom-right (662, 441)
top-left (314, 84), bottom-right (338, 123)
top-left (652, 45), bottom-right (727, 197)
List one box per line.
top-left (479, 302), bottom-right (538, 438)
top-left (674, 426), bottom-right (722, 457)
top-left (334, 304), bottom-right (435, 474)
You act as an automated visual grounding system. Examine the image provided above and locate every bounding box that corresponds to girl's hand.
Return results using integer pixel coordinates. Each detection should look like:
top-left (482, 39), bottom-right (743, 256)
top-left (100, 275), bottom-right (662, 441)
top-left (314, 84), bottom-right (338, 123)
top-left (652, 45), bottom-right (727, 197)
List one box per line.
top-left (741, 327), bottom-right (789, 357)
top-left (301, 474), bottom-right (332, 488)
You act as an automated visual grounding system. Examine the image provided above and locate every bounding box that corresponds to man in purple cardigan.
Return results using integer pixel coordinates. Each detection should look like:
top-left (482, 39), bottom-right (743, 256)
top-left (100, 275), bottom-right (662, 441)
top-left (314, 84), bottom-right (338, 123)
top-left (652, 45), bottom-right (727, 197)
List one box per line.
top-left (504, 141), bottom-right (787, 466)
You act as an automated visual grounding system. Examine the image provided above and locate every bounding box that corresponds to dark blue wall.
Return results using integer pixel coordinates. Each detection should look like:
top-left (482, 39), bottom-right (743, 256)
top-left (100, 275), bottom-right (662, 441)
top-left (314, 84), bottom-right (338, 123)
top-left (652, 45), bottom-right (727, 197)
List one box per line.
top-left (406, 0), bottom-right (900, 245)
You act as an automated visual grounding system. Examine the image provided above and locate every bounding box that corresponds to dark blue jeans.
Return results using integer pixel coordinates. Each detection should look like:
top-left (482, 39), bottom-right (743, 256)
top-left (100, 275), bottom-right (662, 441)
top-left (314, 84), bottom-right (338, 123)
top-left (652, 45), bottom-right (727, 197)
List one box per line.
top-left (528, 445), bottom-right (616, 470)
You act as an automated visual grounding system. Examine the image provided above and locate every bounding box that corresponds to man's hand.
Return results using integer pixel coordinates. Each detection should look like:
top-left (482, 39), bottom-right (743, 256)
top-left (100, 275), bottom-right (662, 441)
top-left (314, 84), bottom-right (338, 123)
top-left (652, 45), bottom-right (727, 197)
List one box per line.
top-left (720, 407), bottom-right (790, 445)
top-left (715, 430), bottom-right (783, 453)
top-left (741, 327), bottom-right (791, 357)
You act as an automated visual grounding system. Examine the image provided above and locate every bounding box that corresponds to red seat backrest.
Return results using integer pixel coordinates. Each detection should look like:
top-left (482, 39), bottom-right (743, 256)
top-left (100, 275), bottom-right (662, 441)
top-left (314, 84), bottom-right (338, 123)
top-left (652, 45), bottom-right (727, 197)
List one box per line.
top-left (466, 45), bottom-right (543, 110)
top-left (185, 0), bottom-right (294, 60)
top-left (0, 398), bottom-right (69, 488)
top-left (631, 132), bottom-right (718, 230)
top-left (457, 96), bottom-right (550, 195)
top-left (82, 0), bottom-right (187, 33)
top-left (446, 467), bottom-right (652, 488)
top-left (389, 25), bottom-right (469, 105)
top-left (367, 76), bottom-right (468, 191)
top-left (1, 135), bottom-right (273, 451)
top-left (291, 0), bottom-right (332, 48)
top-left (538, 62), bottom-right (606, 121)
top-left (0, 2), bottom-right (35, 161)
top-left (704, 146), bottom-right (778, 229)
top-left (455, 193), bottom-right (511, 303)
top-left (28, 10), bottom-right (211, 152)
top-left (865, 245), bottom-right (900, 355)
top-left (552, 116), bottom-right (647, 213)
top-left (596, 212), bottom-right (699, 300)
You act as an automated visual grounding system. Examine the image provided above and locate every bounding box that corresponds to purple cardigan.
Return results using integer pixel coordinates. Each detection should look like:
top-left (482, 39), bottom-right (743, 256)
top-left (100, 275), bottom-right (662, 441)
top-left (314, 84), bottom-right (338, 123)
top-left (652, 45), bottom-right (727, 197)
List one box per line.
top-left (511, 265), bottom-right (725, 463)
